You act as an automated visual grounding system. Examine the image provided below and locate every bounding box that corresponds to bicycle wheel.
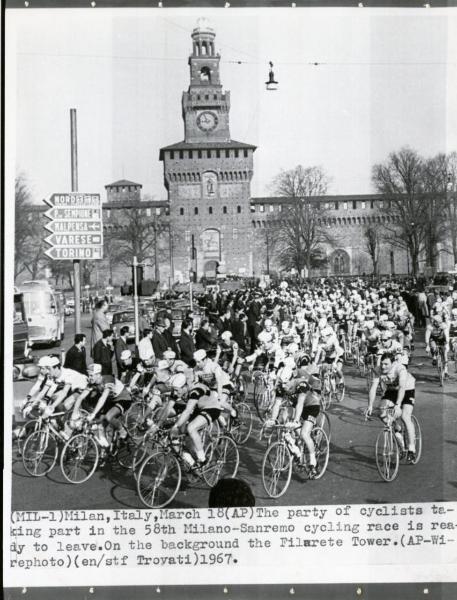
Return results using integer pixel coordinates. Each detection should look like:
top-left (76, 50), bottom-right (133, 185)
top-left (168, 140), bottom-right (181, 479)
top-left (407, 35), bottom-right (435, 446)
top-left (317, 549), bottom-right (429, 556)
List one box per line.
top-left (321, 377), bottom-right (332, 411)
top-left (262, 441), bottom-right (292, 498)
top-left (117, 437), bottom-right (139, 469)
top-left (436, 352), bottom-right (444, 387)
top-left (311, 426), bottom-right (330, 480)
top-left (375, 429), bottom-right (400, 482)
top-left (132, 432), bottom-right (161, 478)
top-left (60, 433), bottom-right (99, 484)
top-left (316, 411), bottom-right (331, 443)
top-left (124, 401), bottom-right (148, 440)
top-left (22, 429), bottom-right (58, 476)
top-left (230, 402), bottom-right (253, 445)
top-left (15, 418), bottom-right (40, 457)
top-left (137, 450), bottom-right (181, 509)
top-left (202, 435), bottom-right (240, 487)
top-left (201, 420), bottom-right (220, 451)
top-left (333, 380), bottom-right (345, 403)
top-left (411, 415), bottom-right (422, 464)
top-left (253, 374), bottom-right (268, 420)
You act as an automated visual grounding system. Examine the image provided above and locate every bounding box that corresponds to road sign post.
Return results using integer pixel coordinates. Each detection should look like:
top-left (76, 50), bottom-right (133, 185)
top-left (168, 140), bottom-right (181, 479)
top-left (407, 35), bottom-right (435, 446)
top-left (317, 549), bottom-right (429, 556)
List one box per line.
top-left (43, 189), bottom-right (104, 333)
top-left (133, 256), bottom-right (140, 348)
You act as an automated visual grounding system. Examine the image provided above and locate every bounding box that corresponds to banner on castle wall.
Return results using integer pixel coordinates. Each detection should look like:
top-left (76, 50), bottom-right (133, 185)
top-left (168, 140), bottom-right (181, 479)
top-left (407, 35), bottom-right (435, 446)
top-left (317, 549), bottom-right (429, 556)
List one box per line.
top-left (201, 228), bottom-right (220, 259)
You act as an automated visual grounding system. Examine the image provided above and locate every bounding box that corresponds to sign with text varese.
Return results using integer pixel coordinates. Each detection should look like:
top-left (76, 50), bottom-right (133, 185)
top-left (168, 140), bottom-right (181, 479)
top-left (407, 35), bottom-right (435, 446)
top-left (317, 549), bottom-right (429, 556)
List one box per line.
top-left (44, 194), bottom-right (103, 260)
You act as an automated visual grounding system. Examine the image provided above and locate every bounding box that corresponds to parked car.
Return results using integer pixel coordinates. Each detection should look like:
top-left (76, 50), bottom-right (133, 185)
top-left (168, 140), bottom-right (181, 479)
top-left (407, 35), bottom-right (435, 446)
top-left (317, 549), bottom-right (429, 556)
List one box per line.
top-left (112, 310), bottom-right (136, 341)
top-left (13, 289), bottom-right (32, 364)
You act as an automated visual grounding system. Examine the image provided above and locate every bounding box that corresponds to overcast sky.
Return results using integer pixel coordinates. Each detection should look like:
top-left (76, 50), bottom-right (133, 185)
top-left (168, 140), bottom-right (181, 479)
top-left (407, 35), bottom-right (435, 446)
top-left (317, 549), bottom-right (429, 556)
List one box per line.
top-left (6, 6), bottom-right (457, 203)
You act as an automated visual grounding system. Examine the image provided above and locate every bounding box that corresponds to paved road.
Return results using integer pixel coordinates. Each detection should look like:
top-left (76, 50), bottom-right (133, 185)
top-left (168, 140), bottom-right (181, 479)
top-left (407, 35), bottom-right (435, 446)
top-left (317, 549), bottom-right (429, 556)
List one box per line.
top-left (10, 319), bottom-right (457, 510)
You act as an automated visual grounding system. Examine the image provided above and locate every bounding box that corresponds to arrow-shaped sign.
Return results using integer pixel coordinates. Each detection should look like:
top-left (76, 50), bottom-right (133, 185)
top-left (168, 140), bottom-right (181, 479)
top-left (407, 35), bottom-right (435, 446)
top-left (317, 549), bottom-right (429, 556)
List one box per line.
top-left (44, 206), bottom-right (102, 221)
top-left (44, 193), bottom-right (101, 208)
top-left (44, 220), bottom-right (103, 234)
top-left (45, 233), bottom-right (103, 247)
top-left (45, 246), bottom-right (103, 260)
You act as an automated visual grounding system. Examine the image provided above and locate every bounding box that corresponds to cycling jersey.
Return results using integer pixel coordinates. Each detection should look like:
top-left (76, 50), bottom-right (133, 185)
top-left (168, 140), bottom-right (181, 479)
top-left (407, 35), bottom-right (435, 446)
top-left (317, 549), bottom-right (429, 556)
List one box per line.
top-left (194, 359), bottom-right (231, 390)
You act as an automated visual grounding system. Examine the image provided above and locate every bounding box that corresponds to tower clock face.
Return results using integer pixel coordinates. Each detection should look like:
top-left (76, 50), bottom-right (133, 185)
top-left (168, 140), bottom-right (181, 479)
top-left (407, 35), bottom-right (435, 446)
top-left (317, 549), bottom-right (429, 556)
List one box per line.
top-left (197, 111), bottom-right (218, 132)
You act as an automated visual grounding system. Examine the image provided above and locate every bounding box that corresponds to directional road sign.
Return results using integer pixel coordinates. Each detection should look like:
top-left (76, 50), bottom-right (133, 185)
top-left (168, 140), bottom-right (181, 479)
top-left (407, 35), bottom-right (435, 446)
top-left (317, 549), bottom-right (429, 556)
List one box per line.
top-left (44, 193), bottom-right (103, 260)
top-left (45, 206), bottom-right (102, 221)
top-left (45, 233), bottom-right (103, 246)
top-left (45, 246), bottom-right (103, 260)
top-left (44, 220), bottom-right (103, 234)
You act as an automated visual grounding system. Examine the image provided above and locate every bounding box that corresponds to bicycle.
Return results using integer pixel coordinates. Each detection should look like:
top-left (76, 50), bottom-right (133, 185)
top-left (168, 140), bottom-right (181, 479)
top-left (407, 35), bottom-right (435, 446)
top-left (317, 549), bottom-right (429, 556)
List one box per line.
top-left (22, 409), bottom-right (73, 477)
top-left (374, 406), bottom-right (422, 482)
top-left (431, 344), bottom-right (447, 387)
top-left (365, 352), bottom-right (377, 392)
top-left (59, 416), bottom-right (135, 484)
top-left (136, 429), bottom-right (239, 508)
top-left (320, 363), bottom-right (345, 409)
top-left (261, 423), bottom-right (329, 498)
top-left (252, 367), bottom-right (276, 422)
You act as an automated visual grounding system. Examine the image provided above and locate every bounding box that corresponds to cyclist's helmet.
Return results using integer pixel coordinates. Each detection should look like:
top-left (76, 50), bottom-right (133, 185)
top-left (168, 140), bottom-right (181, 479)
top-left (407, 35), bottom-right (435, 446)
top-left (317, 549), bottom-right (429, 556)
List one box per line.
top-left (221, 331), bottom-right (232, 341)
top-left (381, 330), bottom-right (393, 340)
top-left (286, 342), bottom-right (299, 355)
top-left (365, 320), bottom-right (375, 330)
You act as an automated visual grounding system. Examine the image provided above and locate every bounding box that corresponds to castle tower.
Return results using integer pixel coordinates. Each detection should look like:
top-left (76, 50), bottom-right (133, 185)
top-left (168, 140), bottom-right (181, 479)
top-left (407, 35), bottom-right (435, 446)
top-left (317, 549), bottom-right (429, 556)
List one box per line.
top-left (160, 18), bottom-right (256, 282)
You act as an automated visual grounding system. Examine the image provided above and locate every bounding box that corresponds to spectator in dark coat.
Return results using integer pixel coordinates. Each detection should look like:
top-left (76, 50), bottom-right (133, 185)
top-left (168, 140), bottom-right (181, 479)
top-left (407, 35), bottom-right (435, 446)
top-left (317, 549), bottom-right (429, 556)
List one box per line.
top-left (231, 311), bottom-right (247, 351)
top-left (247, 296), bottom-right (261, 353)
top-left (195, 319), bottom-right (216, 352)
top-left (92, 329), bottom-right (115, 376)
top-left (115, 326), bottom-right (130, 377)
top-left (179, 318), bottom-right (196, 366)
top-left (64, 333), bottom-right (88, 375)
top-left (163, 316), bottom-right (180, 357)
top-left (152, 318), bottom-right (169, 359)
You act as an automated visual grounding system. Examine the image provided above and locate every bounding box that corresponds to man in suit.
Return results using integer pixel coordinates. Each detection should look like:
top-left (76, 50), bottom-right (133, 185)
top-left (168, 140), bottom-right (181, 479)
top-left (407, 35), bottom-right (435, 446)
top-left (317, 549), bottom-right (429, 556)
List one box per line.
top-left (63, 333), bottom-right (88, 375)
top-left (231, 311), bottom-right (247, 352)
top-left (179, 318), bottom-right (196, 366)
top-left (90, 299), bottom-right (110, 357)
top-left (163, 316), bottom-right (180, 358)
top-left (152, 318), bottom-right (169, 359)
top-left (114, 325), bottom-right (130, 377)
top-left (92, 329), bottom-right (115, 376)
top-left (247, 295), bottom-right (261, 353)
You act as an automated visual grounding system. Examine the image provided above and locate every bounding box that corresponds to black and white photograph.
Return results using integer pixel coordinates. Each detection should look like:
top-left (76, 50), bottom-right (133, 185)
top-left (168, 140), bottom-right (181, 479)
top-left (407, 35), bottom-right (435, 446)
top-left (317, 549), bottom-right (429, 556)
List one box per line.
top-left (3, 2), bottom-right (457, 592)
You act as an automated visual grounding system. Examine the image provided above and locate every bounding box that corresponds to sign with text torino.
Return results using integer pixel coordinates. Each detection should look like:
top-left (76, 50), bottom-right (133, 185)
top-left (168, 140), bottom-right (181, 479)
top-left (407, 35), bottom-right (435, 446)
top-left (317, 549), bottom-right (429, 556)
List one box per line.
top-left (43, 193), bottom-right (103, 260)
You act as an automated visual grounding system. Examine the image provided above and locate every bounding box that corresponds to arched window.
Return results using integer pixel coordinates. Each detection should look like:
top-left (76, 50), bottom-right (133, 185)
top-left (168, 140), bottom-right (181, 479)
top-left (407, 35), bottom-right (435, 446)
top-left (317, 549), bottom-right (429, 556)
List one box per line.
top-left (179, 207), bottom-right (184, 216)
top-left (237, 205), bottom-right (241, 213)
top-left (223, 206), bottom-right (227, 214)
top-left (194, 207), bottom-right (199, 215)
top-left (209, 206), bottom-right (213, 214)
top-left (200, 66), bottom-right (211, 81)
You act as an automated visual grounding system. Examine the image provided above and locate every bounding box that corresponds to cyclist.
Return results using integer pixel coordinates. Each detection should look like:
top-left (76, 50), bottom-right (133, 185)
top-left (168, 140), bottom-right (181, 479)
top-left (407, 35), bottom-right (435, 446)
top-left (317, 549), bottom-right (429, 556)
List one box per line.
top-left (362, 320), bottom-right (381, 368)
top-left (70, 363), bottom-right (131, 447)
top-left (425, 314), bottom-right (450, 377)
top-left (367, 352), bottom-right (417, 463)
top-left (39, 355), bottom-right (89, 418)
top-left (378, 329), bottom-right (403, 363)
top-left (170, 375), bottom-right (235, 468)
top-left (314, 326), bottom-right (345, 390)
top-left (21, 355), bottom-right (58, 417)
top-left (449, 308), bottom-right (457, 359)
top-left (215, 331), bottom-right (241, 376)
top-left (280, 357), bottom-right (322, 478)
top-left (118, 349), bottom-right (144, 391)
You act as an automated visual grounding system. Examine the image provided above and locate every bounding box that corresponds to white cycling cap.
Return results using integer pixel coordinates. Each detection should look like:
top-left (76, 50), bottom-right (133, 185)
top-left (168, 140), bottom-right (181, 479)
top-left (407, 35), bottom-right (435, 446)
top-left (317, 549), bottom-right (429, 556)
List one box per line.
top-left (193, 349), bottom-right (207, 361)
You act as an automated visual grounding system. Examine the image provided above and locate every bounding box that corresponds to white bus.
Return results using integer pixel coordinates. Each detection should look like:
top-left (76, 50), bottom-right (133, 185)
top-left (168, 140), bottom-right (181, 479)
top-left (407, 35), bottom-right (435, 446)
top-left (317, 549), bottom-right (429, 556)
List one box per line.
top-left (19, 280), bottom-right (65, 347)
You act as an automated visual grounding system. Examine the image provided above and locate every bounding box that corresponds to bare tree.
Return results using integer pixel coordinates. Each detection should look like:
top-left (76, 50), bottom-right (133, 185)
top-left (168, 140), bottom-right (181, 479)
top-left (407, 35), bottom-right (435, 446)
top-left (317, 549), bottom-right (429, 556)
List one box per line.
top-left (372, 147), bottom-right (430, 276)
top-left (104, 198), bottom-right (168, 279)
top-left (14, 174), bottom-right (46, 280)
top-left (422, 152), bottom-right (457, 266)
top-left (270, 165), bottom-right (335, 275)
top-left (364, 226), bottom-right (380, 275)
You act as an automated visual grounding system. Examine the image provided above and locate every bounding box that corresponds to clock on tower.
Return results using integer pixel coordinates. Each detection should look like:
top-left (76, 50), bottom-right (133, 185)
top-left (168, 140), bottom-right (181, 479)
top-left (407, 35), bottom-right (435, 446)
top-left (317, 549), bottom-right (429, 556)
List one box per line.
top-left (182, 18), bottom-right (231, 143)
